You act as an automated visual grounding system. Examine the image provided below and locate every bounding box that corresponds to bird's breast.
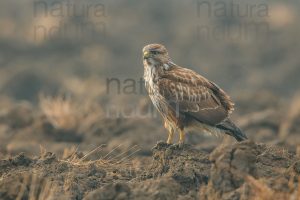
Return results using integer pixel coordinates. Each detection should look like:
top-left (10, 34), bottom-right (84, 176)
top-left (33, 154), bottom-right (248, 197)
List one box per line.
top-left (143, 64), bottom-right (165, 110)
top-left (143, 63), bottom-right (178, 127)
top-left (144, 64), bottom-right (159, 93)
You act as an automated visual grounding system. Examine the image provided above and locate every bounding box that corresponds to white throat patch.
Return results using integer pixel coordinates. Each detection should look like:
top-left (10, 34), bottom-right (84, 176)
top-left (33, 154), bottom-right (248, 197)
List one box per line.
top-left (147, 58), bottom-right (157, 66)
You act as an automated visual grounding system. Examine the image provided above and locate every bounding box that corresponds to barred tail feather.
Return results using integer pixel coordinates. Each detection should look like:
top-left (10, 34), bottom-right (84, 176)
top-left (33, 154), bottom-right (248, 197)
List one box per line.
top-left (216, 119), bottom-right (248, 141)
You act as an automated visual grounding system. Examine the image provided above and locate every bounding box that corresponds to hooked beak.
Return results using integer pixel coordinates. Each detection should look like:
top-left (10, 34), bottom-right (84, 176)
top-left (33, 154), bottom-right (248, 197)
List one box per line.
top-left (143, 51), bottom-right (151, 59)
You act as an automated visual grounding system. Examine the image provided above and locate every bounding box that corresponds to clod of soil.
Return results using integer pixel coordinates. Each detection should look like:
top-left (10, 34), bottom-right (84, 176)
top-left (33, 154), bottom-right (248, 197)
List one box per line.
top-left (1, 140), bottom-right (299, 200)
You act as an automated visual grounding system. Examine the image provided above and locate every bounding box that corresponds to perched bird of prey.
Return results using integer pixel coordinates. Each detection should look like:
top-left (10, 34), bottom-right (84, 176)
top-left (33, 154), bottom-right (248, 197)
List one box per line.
top-left (142, 44), bottom-right (247, 145)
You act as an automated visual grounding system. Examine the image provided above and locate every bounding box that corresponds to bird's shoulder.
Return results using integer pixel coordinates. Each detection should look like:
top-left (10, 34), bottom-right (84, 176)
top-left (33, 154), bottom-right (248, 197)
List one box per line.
top-left (159, 63), bottom-right (212, 88)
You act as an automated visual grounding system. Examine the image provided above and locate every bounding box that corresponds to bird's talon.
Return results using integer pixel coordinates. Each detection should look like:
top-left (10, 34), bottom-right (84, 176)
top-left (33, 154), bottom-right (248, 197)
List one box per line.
top-left (153, 140), bottom-right (168, 149)
top-left (178, 141), bottom-right (184, 148)
top-left (169, 142), bottom-right (184, 149)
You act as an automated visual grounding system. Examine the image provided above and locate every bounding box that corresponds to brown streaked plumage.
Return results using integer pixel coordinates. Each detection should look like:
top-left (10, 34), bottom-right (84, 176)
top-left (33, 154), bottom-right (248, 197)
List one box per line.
top-left (142, 43), bottom-right (247, 145)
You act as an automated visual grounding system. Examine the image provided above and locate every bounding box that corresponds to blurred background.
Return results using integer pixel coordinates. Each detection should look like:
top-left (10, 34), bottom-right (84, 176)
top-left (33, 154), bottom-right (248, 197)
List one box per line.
top-left (0, 0), bottom-right (299, 157)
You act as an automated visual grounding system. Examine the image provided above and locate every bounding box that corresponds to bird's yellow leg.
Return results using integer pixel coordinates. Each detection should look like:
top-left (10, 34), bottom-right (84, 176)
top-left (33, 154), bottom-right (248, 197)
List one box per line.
top-left (167, 130), bottom-right (174, 144)
top-left (165, 122), bottom-right (174, 144)
top-left (179, 130), bottom-right (185, 144)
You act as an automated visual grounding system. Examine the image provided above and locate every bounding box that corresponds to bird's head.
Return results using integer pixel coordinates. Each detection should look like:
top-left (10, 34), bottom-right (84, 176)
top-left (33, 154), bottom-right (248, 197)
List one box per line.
top-left (143, 44), bottom-right (170, 65)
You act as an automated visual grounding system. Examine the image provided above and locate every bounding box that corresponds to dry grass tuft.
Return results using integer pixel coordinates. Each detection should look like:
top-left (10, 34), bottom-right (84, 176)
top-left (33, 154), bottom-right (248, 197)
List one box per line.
top-left (39, 94), bottom-right (79, 130)
top-left (39, 93), bottom-right (104, 134)
top-left (60, 143), bottom-right (140, 166)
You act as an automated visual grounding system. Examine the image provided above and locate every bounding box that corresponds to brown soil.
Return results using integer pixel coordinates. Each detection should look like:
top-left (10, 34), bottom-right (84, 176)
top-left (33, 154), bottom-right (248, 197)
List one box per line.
top-left (0, 90), bottom-right (299, 200)
top-left (1, 93), bottom-right (300, 199)
top-left (1, 139), bottom-right (300, 199)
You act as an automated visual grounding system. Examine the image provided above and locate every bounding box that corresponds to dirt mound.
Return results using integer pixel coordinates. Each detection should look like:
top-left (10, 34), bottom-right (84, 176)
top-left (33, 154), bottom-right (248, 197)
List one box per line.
top-left (1, 141), bottom-right (299, 200)
top-left (0, 151), bottom-right (133, 200)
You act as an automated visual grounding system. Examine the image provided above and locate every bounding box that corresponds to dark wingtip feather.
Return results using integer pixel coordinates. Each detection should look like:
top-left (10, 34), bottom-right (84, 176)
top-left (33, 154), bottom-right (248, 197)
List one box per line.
top-left (216, 119), bottom-right (248, 142)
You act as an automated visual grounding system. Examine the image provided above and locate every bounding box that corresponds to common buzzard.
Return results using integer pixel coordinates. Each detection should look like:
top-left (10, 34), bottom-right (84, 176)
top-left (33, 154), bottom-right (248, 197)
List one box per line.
top-left (142, 44), bottom-right (247, 145)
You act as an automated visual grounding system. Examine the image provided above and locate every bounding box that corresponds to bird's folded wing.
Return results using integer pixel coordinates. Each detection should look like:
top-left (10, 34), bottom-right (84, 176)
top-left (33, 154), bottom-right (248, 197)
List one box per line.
top-left (158, 68), bottom-right (232, 125)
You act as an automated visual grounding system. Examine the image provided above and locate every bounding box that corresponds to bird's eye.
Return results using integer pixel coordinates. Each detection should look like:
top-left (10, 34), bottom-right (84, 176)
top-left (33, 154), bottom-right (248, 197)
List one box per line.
top-left (151, 51), bottom-right (159, 55)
